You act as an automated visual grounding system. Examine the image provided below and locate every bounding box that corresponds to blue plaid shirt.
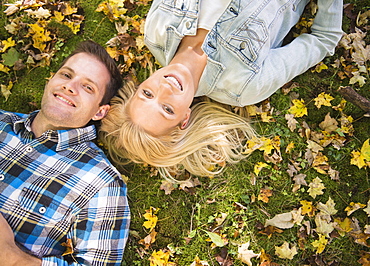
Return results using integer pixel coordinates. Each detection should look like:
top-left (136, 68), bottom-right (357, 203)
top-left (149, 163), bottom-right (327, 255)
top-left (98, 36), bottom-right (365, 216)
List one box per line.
top-left (0, 110), bottom-right (130, 266)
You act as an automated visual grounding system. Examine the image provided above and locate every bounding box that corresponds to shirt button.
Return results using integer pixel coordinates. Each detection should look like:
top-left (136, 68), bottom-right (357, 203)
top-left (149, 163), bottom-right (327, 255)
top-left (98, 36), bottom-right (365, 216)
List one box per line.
top-left (0, 174), bottom-right (4, 181)
top-left (185, 21), bottom-right (192, 29)
top-left (26, 146), bottom-right (33, 153)
top-left (39, 207), bottom-right (46, 214)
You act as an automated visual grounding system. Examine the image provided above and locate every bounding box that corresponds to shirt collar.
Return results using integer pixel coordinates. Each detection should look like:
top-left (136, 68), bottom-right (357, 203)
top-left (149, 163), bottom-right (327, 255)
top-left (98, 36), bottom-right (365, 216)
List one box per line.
top-left (13, 111), bottom-right (97, 151)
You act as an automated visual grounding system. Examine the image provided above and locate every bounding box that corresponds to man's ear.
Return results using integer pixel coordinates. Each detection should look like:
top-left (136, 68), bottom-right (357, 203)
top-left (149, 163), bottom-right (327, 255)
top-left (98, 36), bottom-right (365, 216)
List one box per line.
top-left (180, 108), bottom-right (191, 129)
top-left (92, 104), bottom-right (111, 121)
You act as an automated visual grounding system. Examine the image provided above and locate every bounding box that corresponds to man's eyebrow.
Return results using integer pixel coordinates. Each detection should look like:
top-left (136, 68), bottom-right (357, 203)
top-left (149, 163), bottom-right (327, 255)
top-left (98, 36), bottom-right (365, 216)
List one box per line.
top-left (60, 66), bottom-right (99, 88)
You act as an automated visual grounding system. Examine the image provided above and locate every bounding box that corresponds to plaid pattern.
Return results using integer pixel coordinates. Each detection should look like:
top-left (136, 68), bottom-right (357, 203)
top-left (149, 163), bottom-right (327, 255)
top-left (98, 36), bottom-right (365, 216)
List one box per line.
top-left (0, 110), bottom-right (130, 266)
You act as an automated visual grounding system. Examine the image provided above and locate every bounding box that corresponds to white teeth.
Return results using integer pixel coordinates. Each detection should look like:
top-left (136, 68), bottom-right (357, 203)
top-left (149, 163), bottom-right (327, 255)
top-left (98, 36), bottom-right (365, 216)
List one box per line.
top-left (56, 95), bottom-right (74, 106)
top-left (166, 76), bottom-right (182, 90)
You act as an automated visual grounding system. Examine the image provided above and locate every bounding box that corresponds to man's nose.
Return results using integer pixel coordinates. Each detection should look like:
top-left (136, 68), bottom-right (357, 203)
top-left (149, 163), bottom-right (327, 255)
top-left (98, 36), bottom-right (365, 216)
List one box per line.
top-left (63, 82), bottom-right (78, 94)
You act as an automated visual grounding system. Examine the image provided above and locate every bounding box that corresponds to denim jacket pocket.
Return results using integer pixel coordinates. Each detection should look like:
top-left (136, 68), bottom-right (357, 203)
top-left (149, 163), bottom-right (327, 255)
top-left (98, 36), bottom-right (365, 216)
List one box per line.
top-left (228, 18), bottom-right (268, 63)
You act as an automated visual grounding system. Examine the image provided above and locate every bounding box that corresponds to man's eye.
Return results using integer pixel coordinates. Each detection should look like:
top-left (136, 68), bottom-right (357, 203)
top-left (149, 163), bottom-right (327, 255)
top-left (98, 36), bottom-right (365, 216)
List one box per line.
top-left (62, 73), bottom-right (71, 79)
top-left (163, 105), bottom-right (174, 115)
top-left (143, 90), bottom-right (152, 98)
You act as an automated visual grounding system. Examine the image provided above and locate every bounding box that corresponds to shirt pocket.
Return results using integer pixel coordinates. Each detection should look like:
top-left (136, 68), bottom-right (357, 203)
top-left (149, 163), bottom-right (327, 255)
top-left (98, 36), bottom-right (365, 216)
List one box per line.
top-left (18, 184), bottom-right (72, 225)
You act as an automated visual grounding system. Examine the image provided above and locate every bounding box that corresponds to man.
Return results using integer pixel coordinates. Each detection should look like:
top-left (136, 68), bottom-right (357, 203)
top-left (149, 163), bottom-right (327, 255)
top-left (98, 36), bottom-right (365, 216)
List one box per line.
top-left (0, 40), bottom-right (130, 265)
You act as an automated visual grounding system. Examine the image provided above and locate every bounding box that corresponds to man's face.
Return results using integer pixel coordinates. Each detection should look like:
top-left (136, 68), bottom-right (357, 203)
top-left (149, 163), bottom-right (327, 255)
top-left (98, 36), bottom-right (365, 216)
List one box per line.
top-left (39, 52), bottom-right (111, 130)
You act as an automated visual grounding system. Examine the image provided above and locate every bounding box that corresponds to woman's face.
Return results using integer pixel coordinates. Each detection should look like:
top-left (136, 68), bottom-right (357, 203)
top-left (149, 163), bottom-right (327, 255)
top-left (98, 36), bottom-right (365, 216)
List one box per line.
top-left (129, 63), bottom-right (197, 136)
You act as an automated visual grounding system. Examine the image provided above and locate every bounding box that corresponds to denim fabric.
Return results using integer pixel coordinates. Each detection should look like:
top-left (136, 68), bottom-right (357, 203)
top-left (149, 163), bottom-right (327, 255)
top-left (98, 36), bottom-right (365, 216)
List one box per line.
top-left (144, 0), bottom-right (343, 106)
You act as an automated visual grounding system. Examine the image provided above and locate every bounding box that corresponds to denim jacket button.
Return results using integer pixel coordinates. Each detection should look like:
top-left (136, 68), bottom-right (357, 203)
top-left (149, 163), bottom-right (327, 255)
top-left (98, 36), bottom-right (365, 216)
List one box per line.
top-left (240, 41), bottom-right (247, 50)
top-left (0, 174), bottom-right (4, 181)
top-left (185, 21), bottom-right (192, 29)
top-left (26, 146), bottom-right (33, 153)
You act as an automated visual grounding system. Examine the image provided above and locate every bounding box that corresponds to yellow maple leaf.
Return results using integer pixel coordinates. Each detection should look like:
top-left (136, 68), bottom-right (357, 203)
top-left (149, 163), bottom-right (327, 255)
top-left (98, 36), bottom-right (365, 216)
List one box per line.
top-left (1, 81), bottom-right (13, 101)
top-left (53, 11), bottom-right (65, 22)
top-left (311, 234), bottom-right (328, 254)
top-left (361, 139), bottom-right (370, 161)
top-left (314, 92), bottom-right (334, 109)
top-left (307, 177), bottom-right (325, 198)
top-left (1, 37), bottom-right (16, 52)
top-left (350, 150), bottom-right (367, 169)
top-left (275, 242), bottom-right (297, 260)
top-left (62, 2), bottom-right (78, 16)
top-left (300, 200), bottom-right (315, 217)
top-left (285, 142), bottom-right (295, 153)
top-left (345, 202), bottom-right (366, 216)
top-left (0, 63), bottom-right (10, 74)
top-left (190, 255), bottom-right (209, 266)
top-left (334, 217), bottom-right (353, 236)
top-left (149, 250), bottom-right (171, 266)
top-left (254, 162), bottom-right (269, 176)
top-left (63, 21), bottom-right (81, 34)
top-left (289, 99), bottom-right (308, 117)
top-left (259, 137), bottom-right (274, 155)
top-left (143, 206), bottom-right (159, 232)
top-left (312, 62), bottom-right (328, 73)
top-left (312, 152), bottom-right (329, 174)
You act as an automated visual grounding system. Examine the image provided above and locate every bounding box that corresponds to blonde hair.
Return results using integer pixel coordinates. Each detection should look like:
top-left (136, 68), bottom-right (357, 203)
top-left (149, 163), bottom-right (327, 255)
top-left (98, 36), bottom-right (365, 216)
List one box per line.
top-left (100, 81), bottom-right (256, 180)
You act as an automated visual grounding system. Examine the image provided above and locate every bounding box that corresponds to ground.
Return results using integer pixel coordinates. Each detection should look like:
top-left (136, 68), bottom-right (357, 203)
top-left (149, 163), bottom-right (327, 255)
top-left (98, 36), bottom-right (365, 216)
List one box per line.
top-left (0, 0), bottom-right (369, 265)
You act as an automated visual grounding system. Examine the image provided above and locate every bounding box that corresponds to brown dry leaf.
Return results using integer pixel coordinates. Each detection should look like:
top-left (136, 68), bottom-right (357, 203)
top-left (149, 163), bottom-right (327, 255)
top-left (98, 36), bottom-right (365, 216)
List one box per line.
top-left (259, 249), bottom-right (279, 266)
top-left (312, 152), bottom-right (330, 175)
top-left (319, 113), bottom-right (339, 133)
top-left (292, 173), bottom-right (307, 193)
top-left (266, 212), bottom-right (295, 229)
top-left (237, 242), bottom-right (260, 266)
top-left (258, 188), bottom-right (273, 203)
top-left (159, 180), bottom-right (176, 195)
top-left (259, 225), bottom-right (283, 238)
top-left (275, 242), bottom-right (297, 260)
top-left (358, 251), bottom-right (370, 266)
top-left (307, 140), bottom-right (324, 153)
top-left (138, 229), bottom-right (157, 249)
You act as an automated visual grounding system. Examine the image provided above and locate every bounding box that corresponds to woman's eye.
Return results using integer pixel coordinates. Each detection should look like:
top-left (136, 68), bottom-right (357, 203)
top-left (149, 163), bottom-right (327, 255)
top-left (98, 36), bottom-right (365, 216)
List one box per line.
top-left (163, 105), bottom-right (174, 114)
top-left (143, 89), bottom-right (152, 98)
top-left (85, 85), bottom-right (93, 91)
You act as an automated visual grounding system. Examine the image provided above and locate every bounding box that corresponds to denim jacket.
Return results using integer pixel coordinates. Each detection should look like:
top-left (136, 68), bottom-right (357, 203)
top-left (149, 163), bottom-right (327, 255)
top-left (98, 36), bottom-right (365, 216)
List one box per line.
top-left (144, 0), bottom-right (343, 106)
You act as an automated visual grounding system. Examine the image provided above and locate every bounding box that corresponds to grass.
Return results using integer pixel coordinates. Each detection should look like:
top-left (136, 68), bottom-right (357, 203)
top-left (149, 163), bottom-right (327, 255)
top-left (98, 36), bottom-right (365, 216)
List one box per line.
top-left (1, 0), bottom-right (369, 265)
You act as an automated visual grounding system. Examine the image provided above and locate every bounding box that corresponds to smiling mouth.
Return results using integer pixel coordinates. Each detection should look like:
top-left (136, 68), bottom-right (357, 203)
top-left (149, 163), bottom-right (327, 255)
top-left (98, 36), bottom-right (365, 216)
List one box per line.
top-left (165, 75), bottom-right (183, 91)
top-left (55, 94), bottom-right (75, 107)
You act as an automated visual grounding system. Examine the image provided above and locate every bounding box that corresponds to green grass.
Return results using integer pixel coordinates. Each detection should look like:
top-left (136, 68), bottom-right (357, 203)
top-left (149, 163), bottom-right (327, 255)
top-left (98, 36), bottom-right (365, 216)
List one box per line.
top-left (1, 1), bottom-right (369, 265)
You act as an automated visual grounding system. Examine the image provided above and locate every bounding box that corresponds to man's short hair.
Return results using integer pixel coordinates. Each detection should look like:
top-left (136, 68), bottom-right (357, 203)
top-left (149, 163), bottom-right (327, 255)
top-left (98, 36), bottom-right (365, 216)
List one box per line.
top-left (60, 40), bottom-right (123, 105)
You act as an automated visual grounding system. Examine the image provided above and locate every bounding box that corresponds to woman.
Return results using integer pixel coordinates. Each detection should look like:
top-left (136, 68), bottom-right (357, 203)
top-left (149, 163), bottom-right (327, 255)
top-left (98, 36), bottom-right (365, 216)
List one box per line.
top-left (100, 0), bottom-right (343, 180)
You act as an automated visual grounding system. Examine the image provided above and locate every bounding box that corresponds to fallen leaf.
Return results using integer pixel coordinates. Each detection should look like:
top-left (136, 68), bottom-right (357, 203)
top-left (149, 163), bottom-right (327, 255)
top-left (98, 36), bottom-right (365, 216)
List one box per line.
top-left (265, 210), bottom-right (302, 229)
top-left (160, 180), bottom-right (176, 195)
top-left (258, 187), bottom-right (273, 203)
top-left (259, 225), bottom-right (283, 238)
top-left (190, 255), bottom-right (210, 266)
top-left (314, 92), bottom-right (334, 108)
top-left (61, 238), bottom-right (74, 256)
top-left (315, 214), bottom-right (335, 237)
top-left (317, 197), bottom-right (338, 221)
top-left (363, 200), bottom-right (370, 216)
top-left (307, 177), bottom-right (325, 198)
top-left (319, 113), bottom-right (338, 133)
top-left (237, 242), bottom-right (260, 266)
top-left (300, 200), bottom-right (316, 217)
top-left (345, 202), bottom-right (366, 216)
top-left (289, 99), bottom-right (308, 117)
top-left (275, 242), bottom-right (297, 260)
top-left (143, 206), bottom-right (159, 232)
top-left (138, 229), bottom-right (157, 249)
top-left (311, 234), bottom-right (328, 254)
